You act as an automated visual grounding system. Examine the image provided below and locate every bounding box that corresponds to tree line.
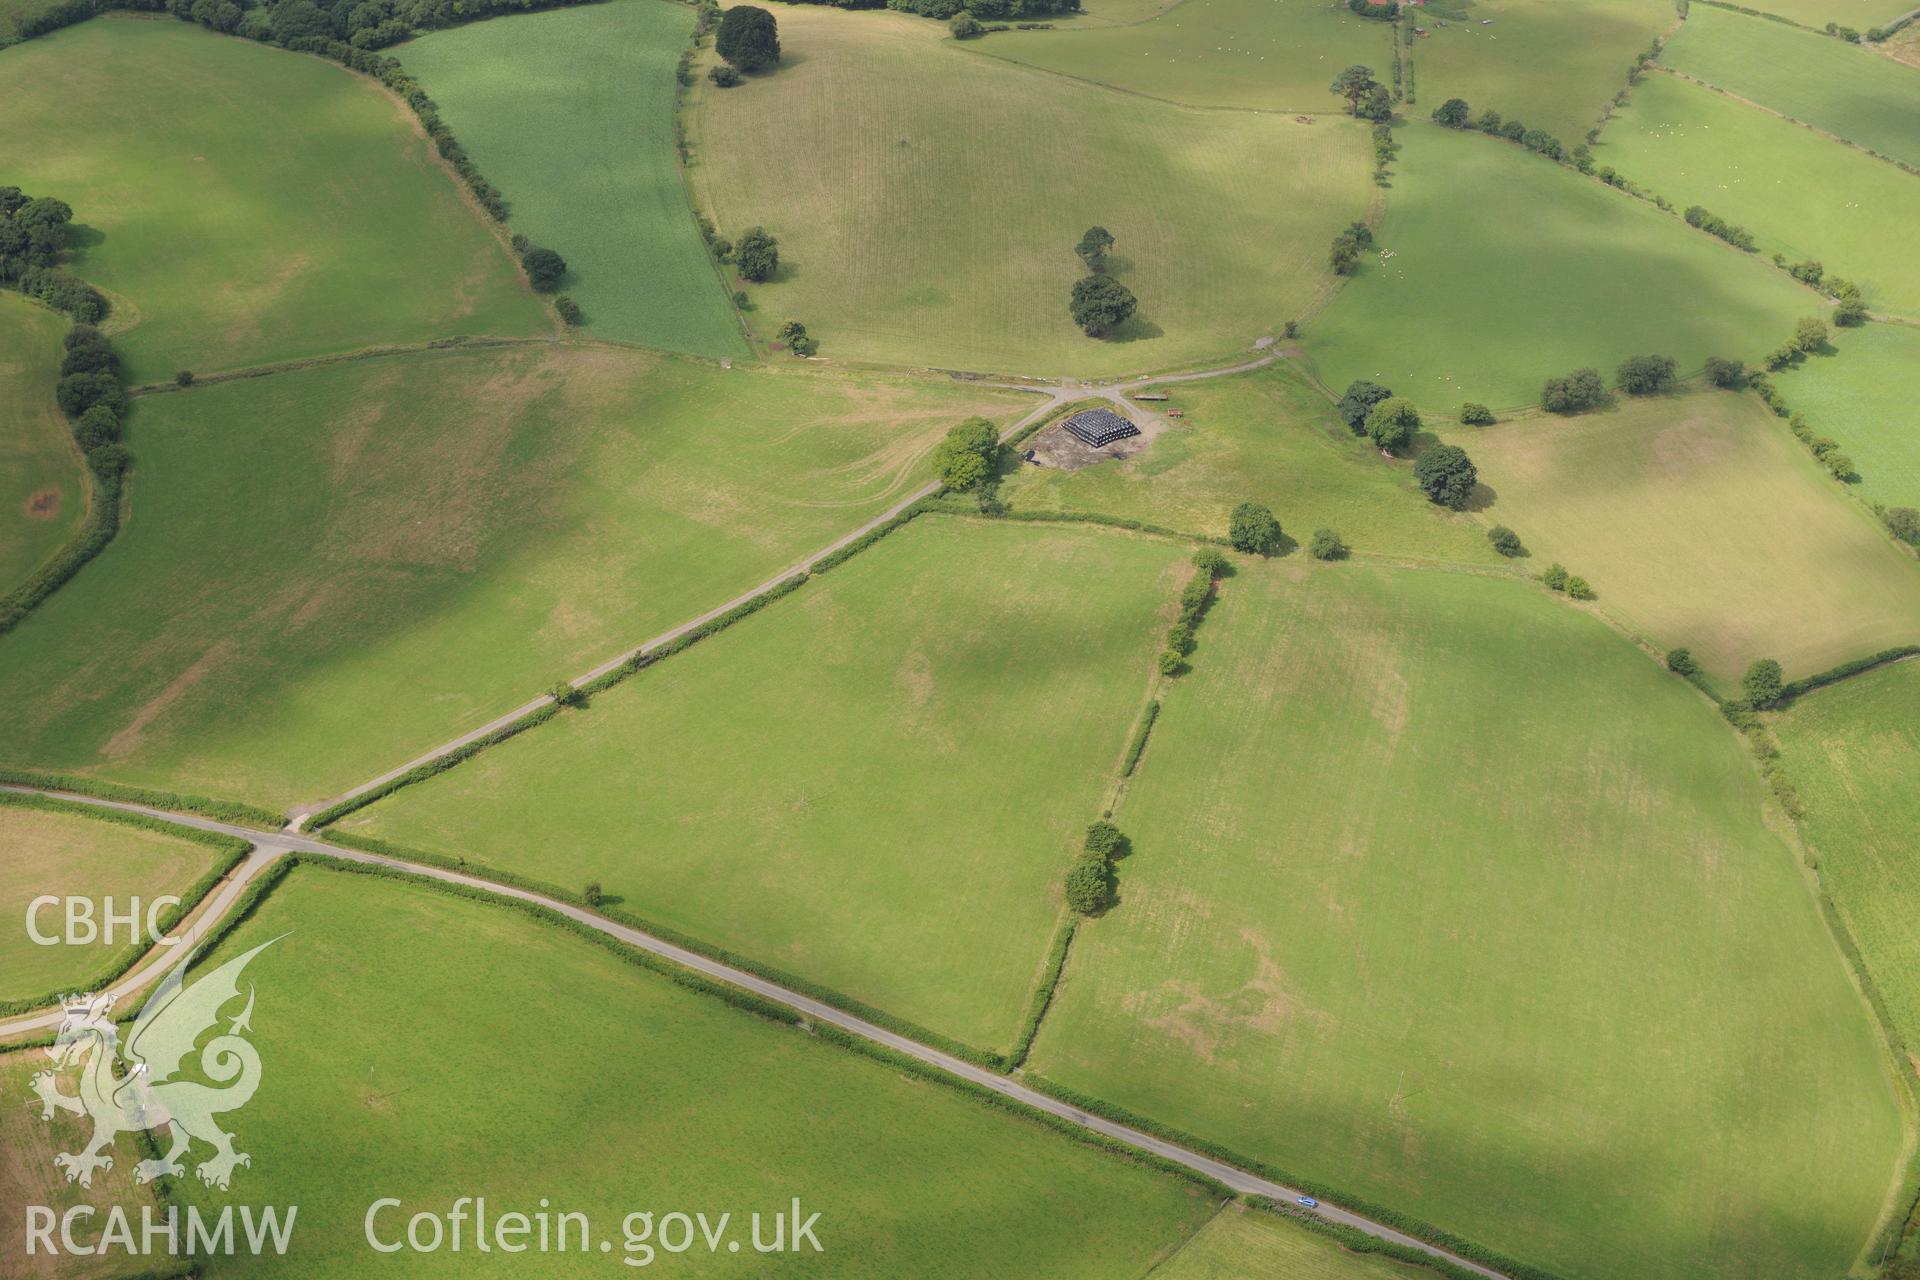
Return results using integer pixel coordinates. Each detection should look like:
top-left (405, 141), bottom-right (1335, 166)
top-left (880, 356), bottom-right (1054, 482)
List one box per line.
top-left (0, 191), bottom-right (135, 635)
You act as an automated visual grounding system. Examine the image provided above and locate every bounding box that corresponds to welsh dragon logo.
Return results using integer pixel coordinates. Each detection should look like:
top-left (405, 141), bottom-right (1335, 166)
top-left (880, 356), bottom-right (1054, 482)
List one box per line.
top-left (31, 938), bottom-right (280, 1191)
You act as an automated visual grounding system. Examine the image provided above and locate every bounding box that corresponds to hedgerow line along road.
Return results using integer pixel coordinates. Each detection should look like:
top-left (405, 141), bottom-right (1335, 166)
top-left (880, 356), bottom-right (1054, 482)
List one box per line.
top-left (0, 783), bottom-right (1508, 1280)
top-left (286, 348), bottom-right (1282, 827)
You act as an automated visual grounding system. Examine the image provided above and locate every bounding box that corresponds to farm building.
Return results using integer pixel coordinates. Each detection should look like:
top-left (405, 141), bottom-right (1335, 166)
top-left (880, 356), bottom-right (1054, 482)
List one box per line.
top-left (1063, 408), bottom-right (1141, 447)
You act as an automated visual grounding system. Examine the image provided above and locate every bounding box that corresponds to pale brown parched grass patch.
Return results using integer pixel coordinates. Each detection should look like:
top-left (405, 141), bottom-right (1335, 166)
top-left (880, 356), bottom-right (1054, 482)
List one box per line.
top-left (1455, 392), bottom-right (1920, 681)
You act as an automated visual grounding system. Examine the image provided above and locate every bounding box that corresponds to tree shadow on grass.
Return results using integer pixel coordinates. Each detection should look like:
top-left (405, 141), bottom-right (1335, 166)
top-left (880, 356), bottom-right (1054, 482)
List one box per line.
top-left (67, 223), bottom-right (105, 251)
top-left (1105, 312), bottom-right (1164, 343)
top-left (1458, 480), bottom-right (1499, 513)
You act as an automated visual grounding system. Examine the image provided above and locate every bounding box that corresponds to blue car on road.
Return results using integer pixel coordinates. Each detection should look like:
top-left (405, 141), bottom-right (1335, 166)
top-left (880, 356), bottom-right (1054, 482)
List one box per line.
top-left (1296, 1196), bottom-right (1318, 1209)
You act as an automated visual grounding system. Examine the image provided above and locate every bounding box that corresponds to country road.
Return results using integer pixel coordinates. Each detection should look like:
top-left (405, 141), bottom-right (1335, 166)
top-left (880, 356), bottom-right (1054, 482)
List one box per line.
top-left (0, 784), bottom-right (1508, 1280)
top-left (291, 350), bottom-right (1282, 827)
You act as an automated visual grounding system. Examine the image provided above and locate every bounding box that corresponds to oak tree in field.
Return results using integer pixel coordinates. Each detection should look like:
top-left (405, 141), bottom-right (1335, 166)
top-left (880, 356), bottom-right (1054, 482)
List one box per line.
top-left (1884, 506), bottom-right (1920, 544)
top-left (1228, 501), bottom-right (1282, 555)
top-left (931, 417), bottom-right (1000, 490)
top-left (1487, 525), bottom-right (1523, 557)
top-left (1459, 402), bottom-right (1494, 426)
top-left (1413, 443), bottom-right (1477, 509)
top-left (1364, 396), bottom-right (1420, 454)
top-left (1793, 316), bottom-right (1829, 354)
top-left (1338, 379), bottom-right (1392, 433)
top-left (1616, 354), bottom-right (1676, 395)
top-left (1064, 855), bottom-right (1111, 914)
top-left (1742, 658), bottom-right (1784, 708)
top-left (1704, 356), bottom-right (1746, 389)
top-left (1075, 225), bottom-right (1114, 272)
top-left (735, 226), bottom-right (779, 282)
top-left (1432, 97), bottom-right (1470, 127)
top-left (521, 245), bottom-right (566, 292)
top-left (1542, 368), bottom-right (1607, 414)
top-left (1329, 64), bottom-right (1379, 116)
top-left (1308, 528), bottom-right (1346, 560)
top-left (717, 4), bottom-right (781, 72)
top-left (1069, 273), bottom-right (1137, 336)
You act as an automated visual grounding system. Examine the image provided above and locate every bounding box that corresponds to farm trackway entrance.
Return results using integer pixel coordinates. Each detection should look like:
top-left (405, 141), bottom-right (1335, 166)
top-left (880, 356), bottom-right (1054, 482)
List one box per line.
top-left (0, 783), bottom-right (1510, 1280)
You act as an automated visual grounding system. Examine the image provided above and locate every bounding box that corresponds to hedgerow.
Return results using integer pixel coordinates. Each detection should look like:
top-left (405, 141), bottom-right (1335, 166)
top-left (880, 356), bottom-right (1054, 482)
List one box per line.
top-left (0, 196), bottom-right (136, 635)
top-left (1005, 916), bottom-right (1076, 1069)
top-left (0, 790), bottom-right (251, 1017)
top-left (0, 769), bottom-right (284, 828)
top-left (1120, 699), bottom-right (1158, 776)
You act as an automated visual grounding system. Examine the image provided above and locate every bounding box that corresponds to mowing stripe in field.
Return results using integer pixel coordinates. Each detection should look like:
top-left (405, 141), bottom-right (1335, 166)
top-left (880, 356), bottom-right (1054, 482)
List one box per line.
top-left (1028, 558), bottom-right (1907, 1280)
top-left (1660, 4), bottom-right (1920, 170)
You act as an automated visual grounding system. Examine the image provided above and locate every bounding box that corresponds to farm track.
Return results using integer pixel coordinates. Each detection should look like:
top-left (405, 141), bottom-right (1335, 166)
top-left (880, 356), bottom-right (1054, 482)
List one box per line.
top-left (0, 783), bottom-right (1510, 1280)
top-left (288, 350), bottom-right (1282, 826)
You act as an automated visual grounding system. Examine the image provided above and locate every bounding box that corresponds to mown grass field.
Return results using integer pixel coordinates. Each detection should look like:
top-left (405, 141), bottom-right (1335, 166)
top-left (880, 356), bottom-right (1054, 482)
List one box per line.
top-left (1725, 0), bottom-right (1916, 29)
top-left (1028, 559), bottom-right (1906, 1280)
top-left (969, 0), bottom-right (1392, 111)
top-left (0, 17), bottom-right (546, 383)
top-left (1458, 388), bottom-right (1920, 681)
top-left (0, 295), bottom-right (82, 594)
top-left (1305, 124), bottom-right (1812, 410)
top-left (1660, 5), bottom-right (1920, 169)
top-left (0, 801), bottom-right (222, 1007)
top-left (164, 865), bottom-right (1218, 1277)
top-left (1413, 0), bottom-right (1676, 147)
top-left (1774, 658), bottom-right (1920, 1061)
top-left (1155, 1204), bottom-right (1432, 1279)
top-left (1773, 322), bottom-right (1920, 511)
top-left (344, 518), bottom-right (1185, 1052)
top-left (0, 1052), bottom-right (184, 1280)
top-left (998, 364), bottom-right (1496, 564)
top-left (687, 6), bottom-right (1373, 377)
top-left (1603, 73), bottom-right (1920, 315)
top-left (0, 347), bottom-right (1027, 809)
top-left (396, 0), bottom-right (746, 358)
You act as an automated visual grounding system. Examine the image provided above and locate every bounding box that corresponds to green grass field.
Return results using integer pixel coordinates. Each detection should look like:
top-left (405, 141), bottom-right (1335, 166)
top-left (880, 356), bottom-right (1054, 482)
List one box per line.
top-left (1603, 73), bottom-right (1920, 315)
top-left (1457, 388), bottom-right (1920, 681)
top-left (1721, 0), bottom-right (1916, 28)
top-left (1305, 124), bottom-right (1813, 410)
top-left (687, 6), bottom-right (1373, 377)
top-left (0, 17), bottom-right (546, 383)
top-left (1773, 322), bottom-right (1920, 511)
top-left (1774, 658), bottom-right (1920, 1061)
top-left (1451, 391), bottom-right (1920, 679)
top-left (0, 800), bottom-right (224, 1006)
top-left (1028, 559), bottom-right (1906, 1280)
top-left (998, 363), bottom-right (1497, 565)
top-left (1660, 5), bottom-right (1920, 169)
top-left (1155, 1204), bottom-right (1432, 1279)
top-left (0, 347), bottom-right (1026, 810)
top-left (0, 295), bottom-right (83, 594)
top-left (396, 0), bottom-right (746, 358)
top-left (163, 864), bottom-right (1218, 1277)
top-left (343, 518), bottom-right (1186, 1051)
top-left (1414, 0), bottom-right (1677, 147)
top-left (968, 0), bottom-right (1392, 111)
